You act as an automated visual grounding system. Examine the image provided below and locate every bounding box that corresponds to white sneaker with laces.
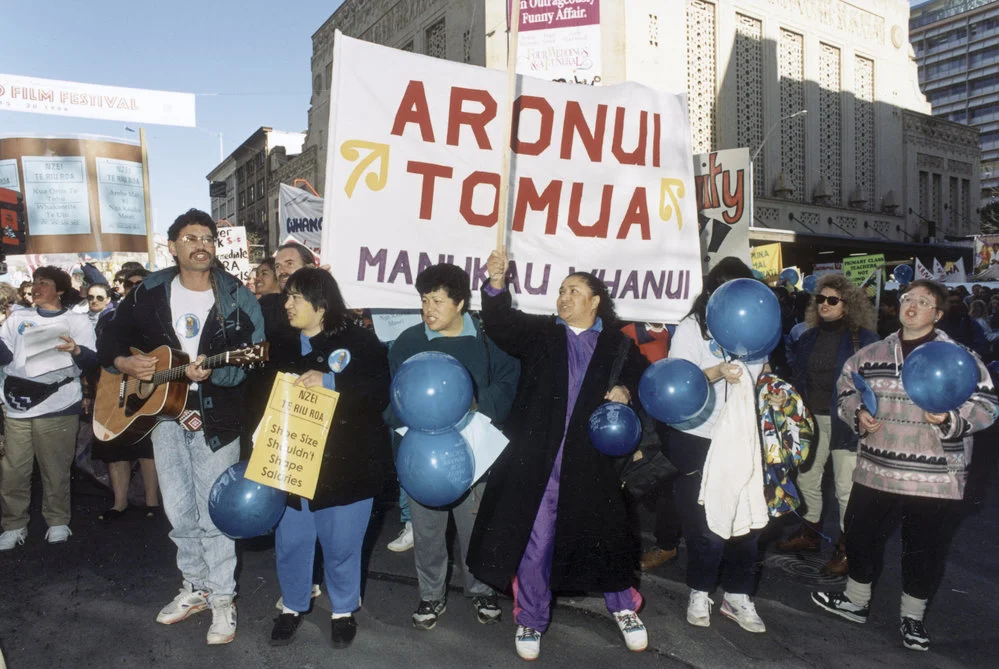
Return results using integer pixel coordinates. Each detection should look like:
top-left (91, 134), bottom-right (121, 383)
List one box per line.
top-left (206, 598), bottom-right (237, 645)
top-left (275, 583), bottom-right (323, 611)
top-left (515, 625), bottom-right (541, 661)
top-left (687, 589), bottom-right (713, 627)
top-left (156, 584), bottom-right (210, 624)
top-left (0, 527), bottom-right (28, 551)
top-left (45, 525), bottom-right (71, 544)
top-left (387, 521), bottom-right (414, 552)
top-left (720, 593), bottom-right (766, 633)
top-left (613, 610), bottom-right (648, 651)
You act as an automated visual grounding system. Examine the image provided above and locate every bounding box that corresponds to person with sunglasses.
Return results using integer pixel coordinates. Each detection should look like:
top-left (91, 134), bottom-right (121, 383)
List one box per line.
top-left (83, 284), bottom-right (113, 327)
top-left (811, 279), bottom-right (998, 651)
top-left (778, 274), bottom-right (878, 577)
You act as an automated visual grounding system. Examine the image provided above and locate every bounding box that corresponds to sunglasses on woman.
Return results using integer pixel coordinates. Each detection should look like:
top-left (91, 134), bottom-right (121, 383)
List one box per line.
top-left (815, 295), bottom-right (842, 306)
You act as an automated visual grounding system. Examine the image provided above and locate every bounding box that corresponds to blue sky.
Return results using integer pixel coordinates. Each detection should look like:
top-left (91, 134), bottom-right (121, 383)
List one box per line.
top-left (1, 0), bottom-right (344, 233)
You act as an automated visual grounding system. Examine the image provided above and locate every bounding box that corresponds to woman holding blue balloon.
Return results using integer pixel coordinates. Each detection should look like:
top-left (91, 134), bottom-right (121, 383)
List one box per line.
top-left (812, 279), bottom-right (998, 652)
top-left (467, 249), bottom-right (650, 661)
top-left (269, 268), bottom-right (392, 650)
top-left (665, 257), bottom-right (775, 635)
top-left (778, 274), bottom-right (879, 577)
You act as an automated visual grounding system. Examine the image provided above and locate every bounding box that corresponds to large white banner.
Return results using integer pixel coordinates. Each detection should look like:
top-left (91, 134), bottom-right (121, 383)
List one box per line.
top-left (322, 34), bottom-right (701, 323)
top-left (694, 148), bottom-right (750, 273)
top-left (0, 74), bottom-right (196, 127)
top-left (278, 183), bottom-right (323, 256)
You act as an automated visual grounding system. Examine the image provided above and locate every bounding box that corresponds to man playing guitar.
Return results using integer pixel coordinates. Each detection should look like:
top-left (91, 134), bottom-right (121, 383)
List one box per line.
top-left (97, 208), bottom-right (264, 645)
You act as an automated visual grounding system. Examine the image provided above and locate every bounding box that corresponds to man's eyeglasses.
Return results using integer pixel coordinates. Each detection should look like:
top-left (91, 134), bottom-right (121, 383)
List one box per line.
top-left (900, 295), bottom-right (937, 311)
top-left (815, 295), bottom-right (843, 306)
top-left (87, 295), bottom-right (108, 302)
top-left (179, 234), bottom-right (217, 245)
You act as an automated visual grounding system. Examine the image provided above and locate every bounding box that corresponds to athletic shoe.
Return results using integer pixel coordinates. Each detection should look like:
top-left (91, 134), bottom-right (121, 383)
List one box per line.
top-left (331, 615), bottom-right (358, 649)
top-left (45, 525), bottom-right (71, 544)
top-left (687, 590), bottom-right (713, 627)
top-left (613, 609), bottom-right (648, 651)
top-left (472, 594), bottom-right (502, 624)
top-left (269, 613), bottom-right (302, 646)
top-left (275, 584), bottom-right (323, 611)
top-left (206, 598), bottom-right (237, 645)
top-left (515, 625), bottom-right (542, 661)
top-left (720, 593), bottom-right (766, 633)
top-left (387, 521), bottom-right (414, 552)
top-left (0, 527), bottom-right (28, 551)
top-left (156, 584), bottom-right (210, 624)
top-left (900, 617), bottom-right (930, 651)
top-left (412, 599), bottom-right (446, 630)
top-left (810, 591), bottom-right (869, 624)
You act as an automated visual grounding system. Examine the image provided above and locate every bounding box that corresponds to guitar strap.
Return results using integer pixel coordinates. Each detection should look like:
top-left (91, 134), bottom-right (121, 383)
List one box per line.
top-left (177, 271), bottom-right (225, 432)
top-left (178, 409), bottom-right (204, 432)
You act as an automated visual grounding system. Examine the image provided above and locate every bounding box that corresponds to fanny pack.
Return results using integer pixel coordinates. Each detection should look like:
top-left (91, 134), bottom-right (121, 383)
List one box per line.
top-left (4, 375), bottom-right (76, 412)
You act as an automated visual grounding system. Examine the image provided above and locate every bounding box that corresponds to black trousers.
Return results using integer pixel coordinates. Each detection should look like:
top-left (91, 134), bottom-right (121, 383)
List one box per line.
top-left (844, 482), bottom-right (960, 600)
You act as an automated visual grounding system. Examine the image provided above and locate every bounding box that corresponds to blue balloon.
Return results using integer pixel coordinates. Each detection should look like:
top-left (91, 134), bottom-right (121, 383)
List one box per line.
top-left (902, 341), bottom-right (980, 413)
top-left (742, 324), bottom-right (782, 363)
top-left (588, 402), bottom-right (642, 456)
top-left (639, 358), bottom-right (710, 424)
top-left (751, 269), bottom-right (765, 280)
top-left (391, 352), bottom-right (473, 433)
top-left (802, 275), bottom-right (817, 293)
top-left (893, 264), bottom-right (914, 285)
top-left (396, 428), bottom-right (475, 507)
top-left (208, 461), bottom-right (287, 539)
top-left (705, 278), bottom-right (782, 359)
top-left (779, 268), bottom-right (799, 286)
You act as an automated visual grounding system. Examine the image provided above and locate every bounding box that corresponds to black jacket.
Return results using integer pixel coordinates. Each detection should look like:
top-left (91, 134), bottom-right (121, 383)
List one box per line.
top-left (285, 324), bottom-right (392, 510)
top-left (96, 267), bottom-right (264, 450)
top-left (467, 288), bottom-right (649, 593)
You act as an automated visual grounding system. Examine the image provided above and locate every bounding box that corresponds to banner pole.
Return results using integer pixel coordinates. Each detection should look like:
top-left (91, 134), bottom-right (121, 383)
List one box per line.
top-left (496, 0), bottom-right (521, 252)
top-left (139, 128), bottom-right (155, 268)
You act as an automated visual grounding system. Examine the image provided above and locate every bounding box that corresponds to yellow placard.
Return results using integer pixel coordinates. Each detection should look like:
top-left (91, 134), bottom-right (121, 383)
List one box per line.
top-left (751, 242), bottom-right (783, 282)
top-left (245, 372), bottom-right (339, 499)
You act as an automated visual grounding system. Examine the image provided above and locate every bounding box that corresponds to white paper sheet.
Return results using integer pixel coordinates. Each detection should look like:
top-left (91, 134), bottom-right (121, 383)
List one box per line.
top-left (22, 321), bottom-right (73, 376)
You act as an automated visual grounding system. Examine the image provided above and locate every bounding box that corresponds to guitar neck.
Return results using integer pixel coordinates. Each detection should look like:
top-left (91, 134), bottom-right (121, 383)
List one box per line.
top-left (150, 350), bottom-right (237, 386)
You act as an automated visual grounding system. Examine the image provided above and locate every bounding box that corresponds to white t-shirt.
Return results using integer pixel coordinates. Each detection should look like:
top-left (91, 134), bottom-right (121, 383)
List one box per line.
top-left (667, 316), bottom-right (765, 439)
top-left (170, 276), bottom-right (215, 361)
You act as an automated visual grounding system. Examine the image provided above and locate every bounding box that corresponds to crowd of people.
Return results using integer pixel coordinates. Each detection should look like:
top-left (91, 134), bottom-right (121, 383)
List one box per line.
top-left (0, 207), bottom-right (996, 660)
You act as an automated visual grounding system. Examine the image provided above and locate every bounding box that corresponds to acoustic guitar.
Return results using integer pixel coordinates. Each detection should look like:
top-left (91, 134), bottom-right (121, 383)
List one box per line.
top-left (92, 343), bottom-right (269, 447)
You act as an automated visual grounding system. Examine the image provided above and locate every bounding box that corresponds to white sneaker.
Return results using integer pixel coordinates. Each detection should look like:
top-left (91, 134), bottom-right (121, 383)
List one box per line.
top-left (275, 583), bottom-right (323, 611)
top-left (206, 598), bottom-right (237, 645)
top-left (156, 584), bottom-right (210, 624)
top-left (387, 521), bottom-right (414, 552)
top-left (720, 593), bottom-right (766, 633)
top-left (613, 610), bottom-right (648, 651)
top-left (515, 625), bottom-right (541, 661)
top-left (687, 589), bottom-right (713, 627)
top-left (45, 525), bottom-right (71, 544)
top-left (0, 527), bottom-right (28, 551)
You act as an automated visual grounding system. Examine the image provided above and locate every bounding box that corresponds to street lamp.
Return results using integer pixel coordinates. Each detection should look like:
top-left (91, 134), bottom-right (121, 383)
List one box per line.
top-left (748, 109), bottom-right (807, 226)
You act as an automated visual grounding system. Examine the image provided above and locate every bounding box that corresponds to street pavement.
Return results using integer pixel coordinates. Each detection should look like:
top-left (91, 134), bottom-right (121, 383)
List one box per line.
top-left (1, 467), bottom-right (996, 669)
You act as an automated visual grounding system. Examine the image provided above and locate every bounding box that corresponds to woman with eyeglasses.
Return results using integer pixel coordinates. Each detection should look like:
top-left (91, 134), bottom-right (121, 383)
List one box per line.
top-left (84, 284), bottom-right (113, 326)
top-left (811, 279), bottom-right (998, 652)
top-left (777, 274), bottom-right (878, 577)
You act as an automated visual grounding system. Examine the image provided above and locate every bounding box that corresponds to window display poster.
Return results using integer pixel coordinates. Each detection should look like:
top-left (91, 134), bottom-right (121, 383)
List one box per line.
top-left (96, 158), bottom-right (147, 235)
top-left (0, 159), bottom-right (19, 192)
top-left (21, 156), bottom-right (91, 235)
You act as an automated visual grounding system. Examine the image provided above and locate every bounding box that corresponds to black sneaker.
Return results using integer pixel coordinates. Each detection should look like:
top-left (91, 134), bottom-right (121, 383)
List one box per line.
top-left (412, 599), bottom-right (446, 630)
top-left (472, 594), bottom-right (502, 624)
top-left (810, 591), bottom-right (869, 624)
top-left (269, 613), bottom-right (302, 646)
top-left (331, 615), bottom-right (357, 649)
top-left (900, 617), bottom-right (930, 651)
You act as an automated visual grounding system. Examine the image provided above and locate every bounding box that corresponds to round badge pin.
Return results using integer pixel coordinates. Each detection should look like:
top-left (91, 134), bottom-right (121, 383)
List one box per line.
top-left (328, 348), bottom-right (351, 373)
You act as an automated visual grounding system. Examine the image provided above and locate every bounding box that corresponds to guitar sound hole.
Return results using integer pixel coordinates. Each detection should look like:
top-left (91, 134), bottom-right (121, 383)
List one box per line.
top-left (123, 382), bottom-right (155, 417)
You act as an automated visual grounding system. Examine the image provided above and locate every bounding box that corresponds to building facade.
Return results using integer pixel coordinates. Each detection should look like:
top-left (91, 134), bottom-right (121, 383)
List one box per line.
top-left (910, 0), bottom-right (999, 204)
top-left (301, 0), bottom-right (980, 267)
top-left (205, 127), bottom-right (306, 254)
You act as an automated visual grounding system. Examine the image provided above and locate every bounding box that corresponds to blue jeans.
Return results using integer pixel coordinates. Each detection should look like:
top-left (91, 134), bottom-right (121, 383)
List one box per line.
top-left (152, 422), bottom-right (239, 605)
top-left (275, 497), bottom-right (373, 614)
top-left (667, 428), bottom-right (760, 594)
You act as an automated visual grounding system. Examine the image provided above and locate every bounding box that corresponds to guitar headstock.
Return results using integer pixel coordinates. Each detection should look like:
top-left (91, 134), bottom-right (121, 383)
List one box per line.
top-left (228, 342), bottom-right (270, 367)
